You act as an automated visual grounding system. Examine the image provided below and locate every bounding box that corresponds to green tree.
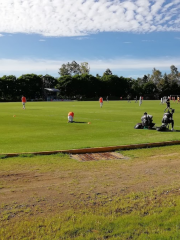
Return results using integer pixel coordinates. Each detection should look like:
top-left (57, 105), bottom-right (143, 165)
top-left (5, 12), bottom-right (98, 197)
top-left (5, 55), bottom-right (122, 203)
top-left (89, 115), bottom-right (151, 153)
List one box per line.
top-left (103, 68), bottom-right (112, 76)
top-left (131, 79), bottom-right (143, 97)
top-left (158, 73), bottom-right (170, 97)
top-left (0, 75), bottom-right (17, 101)
top-left (142, 75), bottom-right (149, 84)
top-left (143, 81), bottom-right (157, 99)
top-left (58, 61), bottom-right (81, 76)
top-left (168, 65), bottom-right (179, 83)
top-left (56, 75), bottom-right (73, 97)
top-left (58, 63), bottom-right (71, 76)
top-left (79, 74), bottom-right (101, 98)
top-left (150, 68), bottom-right (162, 85)
top-left (41, 74), bottom-right (57, 88)
top-left (17, 74), bottom-right (42, 99)
top-left (70, 61), bottom-right (81, 75)
top-left (80, 62), bottom-right (90, 74)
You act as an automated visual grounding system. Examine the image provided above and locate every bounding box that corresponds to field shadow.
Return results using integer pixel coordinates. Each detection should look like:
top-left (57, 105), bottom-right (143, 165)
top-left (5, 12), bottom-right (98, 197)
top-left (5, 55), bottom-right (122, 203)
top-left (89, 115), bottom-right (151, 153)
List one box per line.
top-left (159, 129), bottom-right (180, 133)
top-left (73, 121), bottom-right (87, 124)
top-left (135, 128), bottom-right (180, 132)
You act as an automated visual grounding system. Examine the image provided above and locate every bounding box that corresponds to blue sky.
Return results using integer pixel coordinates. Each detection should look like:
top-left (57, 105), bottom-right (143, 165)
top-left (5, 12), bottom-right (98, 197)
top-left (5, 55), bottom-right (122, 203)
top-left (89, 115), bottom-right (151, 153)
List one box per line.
top-left (0, 0), bottom-right (180, 78)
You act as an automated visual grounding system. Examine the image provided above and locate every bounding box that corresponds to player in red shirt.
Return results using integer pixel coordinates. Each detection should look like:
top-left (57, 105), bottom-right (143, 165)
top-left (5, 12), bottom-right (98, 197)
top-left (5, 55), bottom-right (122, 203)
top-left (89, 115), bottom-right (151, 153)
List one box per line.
top-left (21, 95), bottom-right (26, 109)
top-left (99, 97), bottom-right (103, 108)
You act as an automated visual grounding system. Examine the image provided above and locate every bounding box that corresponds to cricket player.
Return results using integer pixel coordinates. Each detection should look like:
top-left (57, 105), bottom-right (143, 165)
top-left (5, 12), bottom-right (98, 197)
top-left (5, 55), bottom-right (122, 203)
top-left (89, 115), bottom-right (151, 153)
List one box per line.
top-left (127, 95), bottom-right (131, 103)
top-left (21, 95), bottom-right (26, 109)
top-left (135, 96), bottom-right (137, 103)
top-left (164, 97), bottom-right (170, 112)
top-left (99, 97), bottom-right (103, 108)
top-left (139, 96), bottom-right (142, 106)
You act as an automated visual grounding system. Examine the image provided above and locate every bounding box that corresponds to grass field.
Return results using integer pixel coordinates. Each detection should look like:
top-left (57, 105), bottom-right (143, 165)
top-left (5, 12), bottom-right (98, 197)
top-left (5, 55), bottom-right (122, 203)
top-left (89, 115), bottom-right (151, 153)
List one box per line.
top-left (1, 145), bottom-right (180, 239)
top-left (0, 100), bottom-right (180, 154)
top-left (1, 101), bottom-right (180, 239)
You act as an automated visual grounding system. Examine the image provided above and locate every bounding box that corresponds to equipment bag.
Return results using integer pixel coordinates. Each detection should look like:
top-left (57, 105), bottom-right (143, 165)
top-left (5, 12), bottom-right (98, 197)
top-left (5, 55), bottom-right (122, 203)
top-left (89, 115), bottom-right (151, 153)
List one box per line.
top-left (156, 125), bottom-right (167, 131)
top-left (134, 123), bottom-right (143, 129)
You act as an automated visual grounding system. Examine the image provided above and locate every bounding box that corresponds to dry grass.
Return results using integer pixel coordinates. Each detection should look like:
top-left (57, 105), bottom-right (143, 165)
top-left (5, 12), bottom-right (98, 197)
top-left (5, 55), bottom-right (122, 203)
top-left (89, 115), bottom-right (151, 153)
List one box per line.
top-left (1, 146), bottom-right (180, 239)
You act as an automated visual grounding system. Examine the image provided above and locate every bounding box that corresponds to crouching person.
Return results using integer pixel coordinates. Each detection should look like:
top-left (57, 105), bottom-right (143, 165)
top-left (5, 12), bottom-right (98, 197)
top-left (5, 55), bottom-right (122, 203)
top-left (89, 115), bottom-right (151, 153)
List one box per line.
top-left (141, 112), bottom-right (155, 129)
top-left (141, 112), bottom-right (149, 128)
top-left (162, 109), bottom-right (175, 131)
top-left (68, 112), bottom-right (74, 123)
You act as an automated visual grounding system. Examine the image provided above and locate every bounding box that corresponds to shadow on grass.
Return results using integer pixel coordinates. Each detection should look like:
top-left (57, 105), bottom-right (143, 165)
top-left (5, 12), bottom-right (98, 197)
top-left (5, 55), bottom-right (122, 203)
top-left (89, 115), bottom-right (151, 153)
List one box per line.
top-left (156, 129), bottom-right (180, 133)
top-left (135, 128), bottom-right (180, 132)
top-left (166, 130), bottom-right (180, 132)
top-left (70, 121), bottom-right (88, 124)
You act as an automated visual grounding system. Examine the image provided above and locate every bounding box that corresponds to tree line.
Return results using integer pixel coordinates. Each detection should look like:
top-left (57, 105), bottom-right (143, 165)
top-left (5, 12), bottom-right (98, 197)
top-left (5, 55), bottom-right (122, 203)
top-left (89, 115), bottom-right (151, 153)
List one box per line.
top-left (0, 62), bottom-right (180, 101)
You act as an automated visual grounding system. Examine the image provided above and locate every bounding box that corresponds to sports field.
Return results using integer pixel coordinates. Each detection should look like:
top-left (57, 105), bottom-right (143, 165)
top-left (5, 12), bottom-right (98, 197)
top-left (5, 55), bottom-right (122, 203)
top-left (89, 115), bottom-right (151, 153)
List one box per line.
top-left (1, 100), bottom-right (180, 239)
top-left (0, 100), bottom-right (180, 154)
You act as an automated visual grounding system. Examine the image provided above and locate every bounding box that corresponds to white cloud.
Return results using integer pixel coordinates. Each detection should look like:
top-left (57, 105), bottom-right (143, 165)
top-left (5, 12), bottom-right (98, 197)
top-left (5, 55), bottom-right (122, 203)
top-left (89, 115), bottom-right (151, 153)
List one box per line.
top-left (0, 34), bottom-right (4, 37)
top-left (0, 0), bottom-right (179, 37)
top-left (0, 57), bottom-right (179, 77)
top-left (89, 57), bottom-right (180, 71)
top-left (39, 39), bottom-right (46, 41)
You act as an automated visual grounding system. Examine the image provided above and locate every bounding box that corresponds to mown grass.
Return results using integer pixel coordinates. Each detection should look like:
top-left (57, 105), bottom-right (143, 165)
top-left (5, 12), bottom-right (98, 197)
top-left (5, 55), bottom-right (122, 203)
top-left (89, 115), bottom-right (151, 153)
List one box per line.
top-left (0, 100), bottom-right (180, 154)
top-left (1, 145), bottom-right (180, 239)
top-left (1, 196), bottom-right (180, 240)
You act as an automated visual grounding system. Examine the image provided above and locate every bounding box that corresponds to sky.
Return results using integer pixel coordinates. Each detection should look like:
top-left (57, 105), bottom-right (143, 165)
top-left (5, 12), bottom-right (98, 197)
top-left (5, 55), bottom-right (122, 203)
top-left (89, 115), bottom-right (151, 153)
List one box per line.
top-left (0, 0), bottom-right (180, 79)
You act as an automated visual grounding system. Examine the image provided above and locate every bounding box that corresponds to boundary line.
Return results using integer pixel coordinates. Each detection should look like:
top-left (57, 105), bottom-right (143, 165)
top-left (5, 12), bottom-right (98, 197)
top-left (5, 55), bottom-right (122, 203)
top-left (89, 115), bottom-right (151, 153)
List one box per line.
top-left (1, 140), bottom-right (180, 157)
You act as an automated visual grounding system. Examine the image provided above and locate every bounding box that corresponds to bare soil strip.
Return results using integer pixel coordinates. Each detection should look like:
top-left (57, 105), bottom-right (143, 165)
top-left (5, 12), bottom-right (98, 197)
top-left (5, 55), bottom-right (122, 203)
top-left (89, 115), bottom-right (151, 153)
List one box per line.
top-left (71, 152), bottom-right (127, 161)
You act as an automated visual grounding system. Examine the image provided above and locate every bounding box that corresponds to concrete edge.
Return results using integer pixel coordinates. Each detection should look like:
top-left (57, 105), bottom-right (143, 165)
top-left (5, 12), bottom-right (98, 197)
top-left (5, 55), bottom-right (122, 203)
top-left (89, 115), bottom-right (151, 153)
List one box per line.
top-left (1, 140), bottom-right (180, 157)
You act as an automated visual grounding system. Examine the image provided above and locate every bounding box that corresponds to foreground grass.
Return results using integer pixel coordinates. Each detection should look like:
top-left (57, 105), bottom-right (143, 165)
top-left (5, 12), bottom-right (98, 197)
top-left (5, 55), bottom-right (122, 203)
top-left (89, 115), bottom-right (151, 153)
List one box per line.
top-left (1, 145), bottom-right (180, 239)
top-left (1, 193), bottom-right (180, 240)
top-left (0, 100), bottom-right (180, 153)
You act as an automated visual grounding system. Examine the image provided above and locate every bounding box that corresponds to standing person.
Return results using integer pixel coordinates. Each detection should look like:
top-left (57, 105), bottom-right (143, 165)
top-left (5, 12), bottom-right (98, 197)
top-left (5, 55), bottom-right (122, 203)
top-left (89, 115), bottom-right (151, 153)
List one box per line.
top-left (139, 96), bottom-right (142, 106)
top-left (127, 95), bottom-right (131, 103)
top-left (106, 96), bottom-right (108, 102)
top-left (164, 97), bottom-right (170, 112)
top-left (68, 112), bottom-right (74, 123)
top-left (163, 96), bottom-right (168, 104)
top-left (99, 97), bottom-right (103, 108)
top-left (177, 96), bottom-right (179, 104)
top-left (21, 95), bottom-right (26, 109)
top-left (160, 98), bottom-right (163, 104)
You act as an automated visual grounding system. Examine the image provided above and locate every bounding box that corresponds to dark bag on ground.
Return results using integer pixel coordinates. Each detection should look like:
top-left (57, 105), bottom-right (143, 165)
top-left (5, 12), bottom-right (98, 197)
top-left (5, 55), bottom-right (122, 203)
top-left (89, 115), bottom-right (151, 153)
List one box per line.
top-left (134, 123), bottom-right (143, 129)
top-left (156, 125), bottom-right (167, 131)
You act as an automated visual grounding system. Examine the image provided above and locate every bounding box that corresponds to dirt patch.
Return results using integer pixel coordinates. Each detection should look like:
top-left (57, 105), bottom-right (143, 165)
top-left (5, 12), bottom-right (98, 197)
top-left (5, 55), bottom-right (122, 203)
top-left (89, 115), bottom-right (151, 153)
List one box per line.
top-left (71, 152), bottom-right (127, 161)
top-left (150, 152), bottom-right (179, 159)
top-left (1, 152), bottom-right (180, 222)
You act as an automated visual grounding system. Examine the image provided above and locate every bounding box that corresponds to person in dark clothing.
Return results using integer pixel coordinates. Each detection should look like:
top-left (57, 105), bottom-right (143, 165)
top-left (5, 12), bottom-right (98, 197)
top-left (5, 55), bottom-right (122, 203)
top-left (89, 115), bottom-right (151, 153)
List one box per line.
top-left (162, 108), bottom-right (175, 131)
top-left (141, 112), bottom-right (154, 128)
top-left (127, 95), bottom-right (131, 103)
top-left (164, 98), bottom-right (170, 112)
